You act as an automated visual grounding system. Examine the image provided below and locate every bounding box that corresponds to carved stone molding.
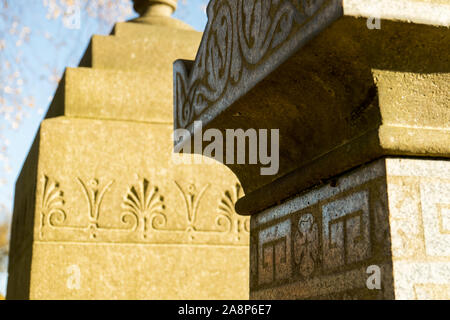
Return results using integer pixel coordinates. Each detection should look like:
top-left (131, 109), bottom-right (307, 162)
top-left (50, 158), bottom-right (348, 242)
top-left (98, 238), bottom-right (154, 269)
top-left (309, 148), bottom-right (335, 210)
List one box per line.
top-left (250, 158), bottom-right (450, 300)
top-left (174, 0), bottom-right (450, 132)
top-left (174, 0), bottom-right (341, 132)
top-left (39, 175), bottom-right (249, 245)
top-left (173, 0), bottom-right (450, 215)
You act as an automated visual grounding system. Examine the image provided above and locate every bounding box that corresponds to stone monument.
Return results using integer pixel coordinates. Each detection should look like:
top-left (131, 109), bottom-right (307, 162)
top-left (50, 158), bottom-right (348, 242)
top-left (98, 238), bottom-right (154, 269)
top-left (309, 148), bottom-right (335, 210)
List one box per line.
top-left (7, 0), bottom-right (249, 300)
top-left (174, 0), bottom-right (450, 299)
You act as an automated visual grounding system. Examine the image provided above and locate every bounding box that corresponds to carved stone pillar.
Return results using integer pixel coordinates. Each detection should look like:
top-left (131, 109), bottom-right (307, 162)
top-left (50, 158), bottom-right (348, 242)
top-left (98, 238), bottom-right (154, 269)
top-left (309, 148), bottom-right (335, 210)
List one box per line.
top-left (174, 0), bottom-right (450, 299)
top-left (7, 0), bottom-right (249, 299)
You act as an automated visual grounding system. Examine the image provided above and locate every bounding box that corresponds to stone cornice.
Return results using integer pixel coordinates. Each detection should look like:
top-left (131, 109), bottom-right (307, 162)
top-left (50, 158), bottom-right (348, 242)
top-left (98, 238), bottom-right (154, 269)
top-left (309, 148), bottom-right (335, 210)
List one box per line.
top-left (173, 0), bottom-right (450, 215)
top-left (173, 0), bottom-right (450, 137)
top-left (174, 0), bottom-right (342, 134)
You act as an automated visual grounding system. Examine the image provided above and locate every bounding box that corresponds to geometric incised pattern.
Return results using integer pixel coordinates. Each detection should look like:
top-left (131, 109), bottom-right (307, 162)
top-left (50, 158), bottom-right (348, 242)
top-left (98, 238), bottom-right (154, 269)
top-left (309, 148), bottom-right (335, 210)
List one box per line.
top-left (322, 191), bottom-right (371, 270)
top-left (388, 173), bottom-right (450, 300)
top-left (414, 284), bottom-right (450, 300)
top-left (388, 177), bottom-right (450, 259)
top-left (258, 219), bottom-right (292, 286)
top-left (252, 176), bottom-right (390, 296)
top-left (39, 175), bottom-right (249, 245)
top-left (438, 204), bottom-right (450, 234)
top-left (419, 181), bottom-right (450, 257)
top-left (251, 158), bottom-right (450, 300)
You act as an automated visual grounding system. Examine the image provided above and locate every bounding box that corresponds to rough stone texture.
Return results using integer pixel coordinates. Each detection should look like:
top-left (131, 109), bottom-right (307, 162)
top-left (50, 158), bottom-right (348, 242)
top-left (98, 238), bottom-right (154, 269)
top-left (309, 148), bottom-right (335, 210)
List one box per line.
top-left (250, 158), bottom-right (450, 300)
top-left (89, 26), bottom-right (201, 72)
top-left (7, 3), bottom-right (249, 300)
top-left (171, 0), bottom-right (450, 300)
top-left (173, 0), bottom-right (450, 215)
top-left (18, 118), bottom-right (248, 300)
top-left (36, 118), bottom-right (248, 247)
top-left (65, 67), bottom-right (174, 122)
top-left (56, 23), bottom-right (203, 121)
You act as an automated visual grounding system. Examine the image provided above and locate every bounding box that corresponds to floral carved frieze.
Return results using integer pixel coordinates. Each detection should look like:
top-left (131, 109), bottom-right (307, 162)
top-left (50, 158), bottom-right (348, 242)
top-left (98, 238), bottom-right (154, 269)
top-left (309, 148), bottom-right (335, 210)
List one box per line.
top-left (174, 0), bottom-right (341, 132)
top-left (39, 175), bottom-right (249, 245)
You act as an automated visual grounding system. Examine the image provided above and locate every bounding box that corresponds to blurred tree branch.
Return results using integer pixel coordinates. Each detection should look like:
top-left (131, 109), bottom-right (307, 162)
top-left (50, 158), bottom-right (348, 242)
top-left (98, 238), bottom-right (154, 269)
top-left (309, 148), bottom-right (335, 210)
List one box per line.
top-left (0, 1), bottom-right (134, 283)
top-left (0, 0), bottom-right (134, 218)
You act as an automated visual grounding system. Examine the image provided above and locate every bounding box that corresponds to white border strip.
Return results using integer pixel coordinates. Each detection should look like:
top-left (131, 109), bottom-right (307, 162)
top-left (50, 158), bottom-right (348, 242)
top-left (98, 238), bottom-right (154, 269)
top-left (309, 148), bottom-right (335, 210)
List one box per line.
top-left (386, 158), bottom-right (450, 178)
top-left (344, 0), bottom-right (450, 27)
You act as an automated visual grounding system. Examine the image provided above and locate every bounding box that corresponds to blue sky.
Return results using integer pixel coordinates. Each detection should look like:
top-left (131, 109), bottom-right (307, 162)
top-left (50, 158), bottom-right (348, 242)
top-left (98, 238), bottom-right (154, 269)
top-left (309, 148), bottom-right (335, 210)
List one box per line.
top-left (0, 0), bottom-right (208, 213)
top-left (0, 0), bottom-right (208, 297)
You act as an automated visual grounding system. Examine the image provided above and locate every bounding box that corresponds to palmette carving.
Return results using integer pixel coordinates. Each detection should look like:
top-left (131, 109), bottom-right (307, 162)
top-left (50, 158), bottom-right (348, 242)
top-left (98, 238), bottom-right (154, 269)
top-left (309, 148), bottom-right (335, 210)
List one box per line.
top-left (174, 0), bottom-right (336, 130)
top-left (41, 176), bottom-right (66, 238)
top-left (39, 175), bottom-right (249, 245)
top-left (147, 182), bottom-right (249, 242)
top-left (41, 177), bottom-right (136, 240)
top-left (217, 183), bottom-right (250, 241)
top-left (121, 178), bottom-right (165, 239)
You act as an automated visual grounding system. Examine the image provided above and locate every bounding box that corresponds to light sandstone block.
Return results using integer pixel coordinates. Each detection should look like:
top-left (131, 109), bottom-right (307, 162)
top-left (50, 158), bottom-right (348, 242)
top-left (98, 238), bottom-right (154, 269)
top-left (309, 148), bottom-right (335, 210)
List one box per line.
top-left (112, 19), bottom-right (194, 37)
top-left (49, 23), bottom-right (202, 123)
top-left (8, 117), bottom-right (249, 299)
top-left (90, 26), bottom-right (202, 72)
top-left (250, 158), bottom-right (450, 300)
top-left (8, 2), bottom-right (249, 299)
top-left (65, 67), bottom-right (173, 122)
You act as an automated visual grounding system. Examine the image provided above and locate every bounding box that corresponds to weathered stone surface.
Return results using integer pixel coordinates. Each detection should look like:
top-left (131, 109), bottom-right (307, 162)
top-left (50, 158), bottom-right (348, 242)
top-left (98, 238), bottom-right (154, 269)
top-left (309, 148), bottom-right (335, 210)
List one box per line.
top-left (172, 0), bottom-right (450, 300)
top-left (65, 67), bottom-right (174, 122)
top-left (7, 0), bottom-right (249, 300)
top-left (250, 158), bottom-right (450, 300)
top-left (35, 118), bottom-right (248, 247)
top-left (89, 26), bottom-right (201, 72)
top-left (10, 118), bottom-right (248, 300)
top-left (173, 0), bottom-right (450, 215)
top-left (50, 23), bottom-right (202, 122)
top-left (31, 243), bottom-right (247, 300)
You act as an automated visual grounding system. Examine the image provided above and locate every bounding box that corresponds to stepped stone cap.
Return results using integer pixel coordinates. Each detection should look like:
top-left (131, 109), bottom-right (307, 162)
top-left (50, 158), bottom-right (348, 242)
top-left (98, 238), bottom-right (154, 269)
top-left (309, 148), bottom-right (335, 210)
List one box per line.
top-left (131, 0), bottom-right (192, 30)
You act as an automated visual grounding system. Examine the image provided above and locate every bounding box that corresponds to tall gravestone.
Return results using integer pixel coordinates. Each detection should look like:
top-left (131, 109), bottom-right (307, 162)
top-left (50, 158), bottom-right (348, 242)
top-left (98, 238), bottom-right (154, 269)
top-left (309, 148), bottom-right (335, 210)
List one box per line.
top-left (174, 0), bottom-right (450, 299)
top-left (7, 0), bottom-right (249, 300)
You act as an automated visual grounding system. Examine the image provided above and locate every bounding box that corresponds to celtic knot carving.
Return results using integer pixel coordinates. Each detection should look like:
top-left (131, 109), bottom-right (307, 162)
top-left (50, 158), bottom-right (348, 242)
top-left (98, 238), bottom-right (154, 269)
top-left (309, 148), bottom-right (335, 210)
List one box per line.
top-left (174, 0), bottom-right (335, 130)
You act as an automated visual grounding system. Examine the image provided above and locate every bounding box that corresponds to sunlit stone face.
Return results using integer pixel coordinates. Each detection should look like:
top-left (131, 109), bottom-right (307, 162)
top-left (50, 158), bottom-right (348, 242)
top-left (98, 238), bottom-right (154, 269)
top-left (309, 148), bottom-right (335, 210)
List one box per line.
top-left (251, 158), bottom-right (450, 300)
